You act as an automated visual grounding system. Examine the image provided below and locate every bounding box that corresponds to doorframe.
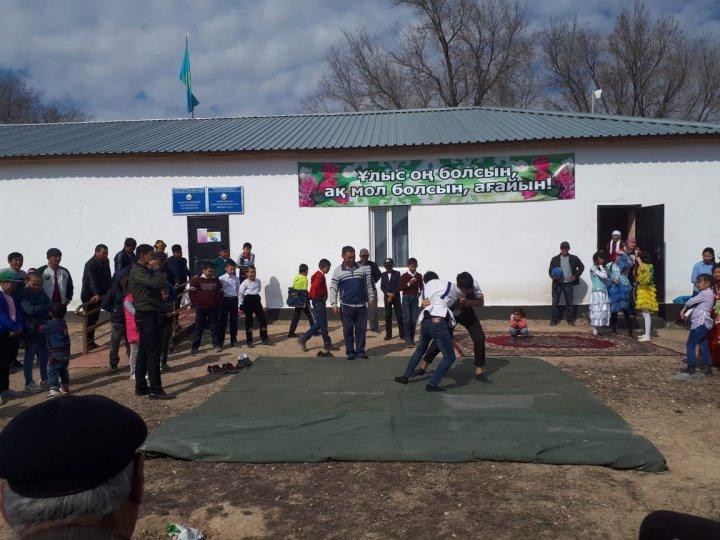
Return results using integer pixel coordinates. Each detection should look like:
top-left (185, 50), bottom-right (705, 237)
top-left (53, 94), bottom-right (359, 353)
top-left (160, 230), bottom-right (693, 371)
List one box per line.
top-left (186, 214), bottom-right (231, 276)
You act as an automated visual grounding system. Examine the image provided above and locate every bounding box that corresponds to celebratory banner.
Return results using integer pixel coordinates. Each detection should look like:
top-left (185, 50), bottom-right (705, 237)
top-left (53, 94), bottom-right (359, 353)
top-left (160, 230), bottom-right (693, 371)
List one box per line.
top-left (298, 154), bottom-right (575, 207)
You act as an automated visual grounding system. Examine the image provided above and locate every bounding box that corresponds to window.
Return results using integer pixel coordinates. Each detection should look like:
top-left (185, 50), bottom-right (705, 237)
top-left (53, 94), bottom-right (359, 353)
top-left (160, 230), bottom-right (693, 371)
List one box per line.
top-left (370, 206), bottom-right (409, 264)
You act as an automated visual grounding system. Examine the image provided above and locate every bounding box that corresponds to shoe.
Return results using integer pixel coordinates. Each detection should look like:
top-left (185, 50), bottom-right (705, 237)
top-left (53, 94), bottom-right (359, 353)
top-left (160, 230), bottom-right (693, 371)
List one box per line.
top-left (323, 343), bottom-right (339, 351)
top-left (287, 332), bottom-right (298, 338)
top-left (39, 379), bottom-right (49, 387)
top-left (298, 338), bottom-right (308, 352)
top-left (549, 321), bottom-right (558, 326)
top-left (1, 390), bottom-right (19, 399)
top-left (261, 339), bottom-right (272, 345)
top-left (214, 347), bottom-right (223, 353)
top-left (149, 391), bottom-right (175, 400)
top-left (233, 342), bottom-right (242, 348)
top-left (48, 389), bottom-right (61, 398)
top-left (160, 363), bottom-right (171, 371)
top-left (135, 387), bottom-right (149, 396)
top-left (705, 366), bottom-right (713, 376)
top-left (637, 336), bottom-right (651, 342)
top-left (680, 366), bottom-right (696, 375)
top-left (412, 368), bottom-right (426, 377)
top-left (347, 355), bottom-right (356, 361)
top-left (25, 382), bottom-right (41, 394)
top-left (405, 342), bottom-right (415, 349)
top-left (357, 353), bottom-right (369, 359)
top-left (394, 375), bottom-right (409, 385)
top-left (425, 384), bottom-right (445, 392)
top-left (568, 321), bottom-right (576, 326)
top-left (190, 348), bottom-right (199, 355)
top-left (87, 342), bottom-right (99, 350)
top-left (383, 335), bottom-right (392, 341)
top-left (247, 341), bottom-right (255, 348)
top-left (475, 373), bottom-right (488, 382)
top-left (110, 365), bottom-right (118, 373)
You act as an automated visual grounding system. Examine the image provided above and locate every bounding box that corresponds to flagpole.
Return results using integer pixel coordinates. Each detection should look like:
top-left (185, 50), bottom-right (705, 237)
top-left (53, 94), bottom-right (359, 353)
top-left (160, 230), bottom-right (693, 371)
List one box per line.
top-left (184, 33), bottom-right (194, 119)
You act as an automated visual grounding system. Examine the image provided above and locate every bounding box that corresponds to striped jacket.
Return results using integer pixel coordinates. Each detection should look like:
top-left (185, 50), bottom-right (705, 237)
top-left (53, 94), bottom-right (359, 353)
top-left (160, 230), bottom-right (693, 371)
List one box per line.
top-left (329, 263), bottom-right (375, 307)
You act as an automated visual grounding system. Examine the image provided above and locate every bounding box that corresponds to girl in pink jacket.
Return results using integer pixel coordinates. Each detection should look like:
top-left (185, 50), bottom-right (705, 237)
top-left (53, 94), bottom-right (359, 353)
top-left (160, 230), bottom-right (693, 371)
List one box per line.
top-left (509, 307), bottom-right (530, 339)
top-left (123, 292), bottom-right (139, 378)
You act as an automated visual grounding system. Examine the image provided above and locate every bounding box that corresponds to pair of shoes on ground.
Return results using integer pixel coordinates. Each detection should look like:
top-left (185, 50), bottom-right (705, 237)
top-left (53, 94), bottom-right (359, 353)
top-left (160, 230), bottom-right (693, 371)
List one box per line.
top-left (236, 357), bottom-right (253, 369)
top-left (393, 375), bottom-right (445, 392)
top-left (316, 350), bottom-right (334, 358)
top-left (48, 387), bottom-right (70, 398)
top-left (680, 366), bottom-right (713, 376)
top-left (347, 353), bottom-right (369, 360)
top-left (134, 388), bottom-right (174, 400)
top-left (207, 363), bottom-right (238, 374)
top-left (25, 381), bottom-right (45, 394)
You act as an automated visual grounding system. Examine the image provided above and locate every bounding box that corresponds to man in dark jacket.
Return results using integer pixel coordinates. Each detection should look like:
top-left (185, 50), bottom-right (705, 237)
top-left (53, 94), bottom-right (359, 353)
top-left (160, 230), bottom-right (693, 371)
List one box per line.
top-left (168, 244), bottom-right (190, 284)
top-left (113, 238), bottom-right (136, 273)
top-left (548, 241), bottom-right (585, 326)
top-left (102, 272), bottom-right (130, 373)
top-left (359, 248), bottom-right (381, 333)
top-left (81, 245), bottom-right (112, 349)
top-left (380, 258), bottom-right (405, 341)
top-left (128, 244), bottom-right (169, 400)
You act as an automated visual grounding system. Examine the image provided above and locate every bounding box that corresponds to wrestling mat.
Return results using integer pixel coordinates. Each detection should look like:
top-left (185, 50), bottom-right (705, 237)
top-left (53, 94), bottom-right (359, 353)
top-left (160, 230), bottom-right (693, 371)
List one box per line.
top-left (143, 356), bottom-right (667, 472)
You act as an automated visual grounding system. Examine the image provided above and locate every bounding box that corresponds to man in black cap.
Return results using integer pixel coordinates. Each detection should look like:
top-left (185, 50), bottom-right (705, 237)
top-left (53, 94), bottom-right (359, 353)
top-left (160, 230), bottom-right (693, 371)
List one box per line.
top-left (0, 395), bottom-right (147, 539)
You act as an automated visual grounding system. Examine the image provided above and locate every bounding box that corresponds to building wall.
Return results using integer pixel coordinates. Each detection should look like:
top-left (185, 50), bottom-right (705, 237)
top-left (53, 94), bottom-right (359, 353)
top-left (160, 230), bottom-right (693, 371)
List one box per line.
top-left (1, 138), bottom-right (718, 311)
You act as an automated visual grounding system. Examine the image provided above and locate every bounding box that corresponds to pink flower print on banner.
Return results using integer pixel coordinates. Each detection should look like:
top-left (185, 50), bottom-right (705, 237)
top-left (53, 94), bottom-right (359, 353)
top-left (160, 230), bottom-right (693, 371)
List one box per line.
top-left (299, 177), bottom-right (319, 207)
top-left (521, 190), bottom-right (537, 199)
top-left (321, 163), bottom-right (340, 181)
top-left (319, 176), bottom-right (349, 205)
top-left (553, 166), bottom-right (575, 200)
top-left (532, 155), bottom-right (551, 172)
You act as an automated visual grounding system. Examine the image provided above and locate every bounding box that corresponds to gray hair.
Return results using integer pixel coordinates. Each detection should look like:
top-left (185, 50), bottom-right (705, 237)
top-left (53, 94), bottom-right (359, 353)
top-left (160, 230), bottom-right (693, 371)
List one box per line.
top-left (3, 460), bottom-right (134, 530)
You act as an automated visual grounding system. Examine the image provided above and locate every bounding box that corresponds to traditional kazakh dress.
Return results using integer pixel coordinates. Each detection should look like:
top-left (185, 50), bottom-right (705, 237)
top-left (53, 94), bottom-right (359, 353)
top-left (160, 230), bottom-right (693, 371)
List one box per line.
top-left (710, 286), bottom-right (720, 368)
top-left (635, 264), bottom-right (659, 312)
top-left (589, 265), bottom-right (611, 327)
top-left (606, 256), bottom-right (632, 313)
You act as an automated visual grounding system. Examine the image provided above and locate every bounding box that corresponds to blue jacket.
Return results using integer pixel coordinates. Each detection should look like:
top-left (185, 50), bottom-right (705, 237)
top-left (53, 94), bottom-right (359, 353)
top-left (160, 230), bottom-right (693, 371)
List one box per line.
top-left (19, 288), bottom-right (52, 337)
top-left (40, 319), bottom-right (71, 361)
top-left (0, 293), bottom-right (24, 336)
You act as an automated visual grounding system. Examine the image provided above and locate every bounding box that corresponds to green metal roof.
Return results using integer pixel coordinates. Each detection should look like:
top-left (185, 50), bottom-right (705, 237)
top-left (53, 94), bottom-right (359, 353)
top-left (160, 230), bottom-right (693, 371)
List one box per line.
top-left (1, 106), bottom-right (719, 159)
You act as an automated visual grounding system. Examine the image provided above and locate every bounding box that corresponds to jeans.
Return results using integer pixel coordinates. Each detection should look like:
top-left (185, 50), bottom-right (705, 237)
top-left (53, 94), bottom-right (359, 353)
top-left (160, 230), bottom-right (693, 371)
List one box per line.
top-left (108, 321), bottom-right (129, 368)
top-left (384, 294), bottom-right (405, 339)
top-left (509, 327), bottom-right (530, 337)
top-left (402, 295), bottom-right (420, 344)
top-left (192, 307), bottom-right (221, 350)
top-left (403, 317), bottom-right (456, 387)
top-left (301, 299), bottom-right (331, 346)
top-left (135, 311), bottom-right (163, 394)
top-left (341, 305), bottom-right (368, 357)
top-left (24, 334), bottom-right (48, 386)
top-left (551, 281), bottom-right (575, 322)
top-left (289, 304), bottom-right (314, 335)
top-left (218, 296), bottom-right (238, 345)
top-left (48, 357), bottom-right (70, 390)
top-left (425, 307), bottom-right (486, 367)
top-left (686, 325), bottom-right (712, 367)
top-left (367, 287), bottom-right (379, 331)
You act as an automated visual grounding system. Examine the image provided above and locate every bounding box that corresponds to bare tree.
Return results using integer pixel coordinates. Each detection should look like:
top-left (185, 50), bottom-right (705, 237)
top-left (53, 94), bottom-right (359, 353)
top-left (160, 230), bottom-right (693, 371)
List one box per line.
top-left (0, 68), bottom-right (90, 124)
top-left (302, 0), bottom-right (538, 112)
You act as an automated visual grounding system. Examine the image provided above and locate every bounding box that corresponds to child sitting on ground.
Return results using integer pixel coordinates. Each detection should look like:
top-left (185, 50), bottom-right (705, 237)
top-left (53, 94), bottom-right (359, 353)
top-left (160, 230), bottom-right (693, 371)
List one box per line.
top-left (509, 308), bottom-right (529, 339)
top-left (40, 303), bottom-right (71, 397)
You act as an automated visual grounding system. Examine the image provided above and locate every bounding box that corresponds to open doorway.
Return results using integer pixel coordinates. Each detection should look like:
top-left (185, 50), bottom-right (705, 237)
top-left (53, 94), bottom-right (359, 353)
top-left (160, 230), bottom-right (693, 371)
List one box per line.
top-left (187, 215), bottom-right (230, 276)
top-left (597, 205), bottom-right (665, 305)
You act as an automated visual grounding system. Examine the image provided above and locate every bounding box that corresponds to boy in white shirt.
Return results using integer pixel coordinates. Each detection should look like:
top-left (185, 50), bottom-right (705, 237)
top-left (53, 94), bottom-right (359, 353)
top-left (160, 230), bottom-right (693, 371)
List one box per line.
top-left (394, 271), bottom-right (460, 391)
top-left (238, 265), bottom-right (271, 347)
top-left (218, 260), bottom-right (240, 348)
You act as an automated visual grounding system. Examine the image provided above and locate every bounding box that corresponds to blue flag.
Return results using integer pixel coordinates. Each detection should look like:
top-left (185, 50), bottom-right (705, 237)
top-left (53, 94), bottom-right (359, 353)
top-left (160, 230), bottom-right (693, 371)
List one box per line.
top-left (179, 43), bottom-right (199, 114)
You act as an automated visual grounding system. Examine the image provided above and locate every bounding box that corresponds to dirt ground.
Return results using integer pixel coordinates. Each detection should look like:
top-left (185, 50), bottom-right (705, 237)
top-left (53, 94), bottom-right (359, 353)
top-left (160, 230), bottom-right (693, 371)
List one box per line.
top-left (0, 316), bottom-right (718, 539)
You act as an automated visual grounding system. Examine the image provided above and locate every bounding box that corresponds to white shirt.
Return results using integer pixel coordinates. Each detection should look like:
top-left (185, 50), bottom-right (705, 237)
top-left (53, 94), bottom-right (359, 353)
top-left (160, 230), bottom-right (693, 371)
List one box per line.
top-left (452, 280), bottom-right (483, 316)
top-left (420, 279), bottom-right (461, 326)
top-left (238, 278), bottom-right (262, 304)
top-left (219, 273), bottom-right (239, 297)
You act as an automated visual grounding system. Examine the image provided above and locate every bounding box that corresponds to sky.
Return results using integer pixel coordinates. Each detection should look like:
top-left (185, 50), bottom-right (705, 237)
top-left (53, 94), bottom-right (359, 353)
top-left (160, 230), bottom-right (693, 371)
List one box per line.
top-left (1, 0), bottom-right (719, 121)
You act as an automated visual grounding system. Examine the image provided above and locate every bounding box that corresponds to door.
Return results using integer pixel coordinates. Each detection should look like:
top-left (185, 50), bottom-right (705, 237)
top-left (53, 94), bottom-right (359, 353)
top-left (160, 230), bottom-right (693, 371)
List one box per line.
top-left (187, 215), bottom-right (230, 276)
top-left (635, 205), bottom-right (665, 304)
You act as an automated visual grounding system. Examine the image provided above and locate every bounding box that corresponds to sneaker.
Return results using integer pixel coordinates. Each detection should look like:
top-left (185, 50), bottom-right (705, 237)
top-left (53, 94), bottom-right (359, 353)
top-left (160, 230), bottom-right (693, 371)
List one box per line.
top-left (110, 365), bottom-right (118, 373)
top-left (680, 366), bottom-right (696, 375)
top-left (383, 335), bottom-right (392, 341)
top-left (347, 355), bottom-right (356, 361)
top-left (160, 363), bottom-right (171, 371)
top-left (549, 321), bottom-right (559, 326)
top-left (25, 382), bottom-right (41, 394)
top-left (357, 353), bottom-right (369, 359)
top-left (87, 342), bottom-right (100, 350)
top-left (214, 347), bottom-right (223, 353)
top-left (190, 348), bottom-right (199, 355)
top-left (324, 343), bottom-right (339, 351)
top-left (129, 372), bottom-right (135, 380)
top-left (394, 375), bottom-right (409, 385)
top-left (287, 332), bottom-right (298, 338)
top-left (425, 384), bottom-right (445, 392)
top-left (637, 336), bottom-right (651, 342)
top-left (297, 338), bottom-right (308, 352)
top-left (149, 390), bottom-right (175, 400)
top-left (247, 341), bottom-right (255, 348)
top-left (39, 379), bottom-right (49, 387)
top-left (705, 366), bottom-right (713, 376)
top-left (233, 342), bottom-right (242, 348)
top-left (134, 387), bottom-right (149, 396)
top-left (261, 339), bottom-right (272, 345)
top-left (405, 342), bottom-right (415, 349)
top-left (48, 389), bottom-right (61, 398)
top-left (412, 368), bottom-right (426, 377)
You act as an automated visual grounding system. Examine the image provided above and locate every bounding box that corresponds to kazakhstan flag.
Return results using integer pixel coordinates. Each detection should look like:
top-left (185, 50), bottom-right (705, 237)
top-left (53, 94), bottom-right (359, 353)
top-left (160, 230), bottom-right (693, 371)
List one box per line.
top-left (179, 44), bottom-right (200, 114)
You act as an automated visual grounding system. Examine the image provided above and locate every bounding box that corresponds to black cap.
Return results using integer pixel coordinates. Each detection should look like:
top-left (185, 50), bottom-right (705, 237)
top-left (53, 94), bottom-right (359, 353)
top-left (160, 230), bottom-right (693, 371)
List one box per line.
top-left (46, 248), bottom-right (62, 258)
top-left (560, 241), bottom-right (570, 249)
top-left (0, 395), bottom-right (147, 498)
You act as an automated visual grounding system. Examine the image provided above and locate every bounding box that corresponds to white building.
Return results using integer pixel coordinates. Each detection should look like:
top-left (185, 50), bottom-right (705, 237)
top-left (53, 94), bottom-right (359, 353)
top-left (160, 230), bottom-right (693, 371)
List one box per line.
top-left (1, 106), bottom-right (718, 318)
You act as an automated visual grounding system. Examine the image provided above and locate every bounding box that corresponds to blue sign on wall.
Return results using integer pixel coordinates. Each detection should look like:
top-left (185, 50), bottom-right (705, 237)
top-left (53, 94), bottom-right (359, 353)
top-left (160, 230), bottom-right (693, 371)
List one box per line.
top-left (172, 187), bottom-right (207, 215)
top-left (208, 187), bottom-right (244, 214)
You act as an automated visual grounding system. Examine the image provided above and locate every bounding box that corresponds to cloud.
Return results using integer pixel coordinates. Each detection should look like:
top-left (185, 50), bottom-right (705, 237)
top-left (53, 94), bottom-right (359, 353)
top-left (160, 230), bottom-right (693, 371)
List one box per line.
top-left (1, 0), bottom-right (718, 121)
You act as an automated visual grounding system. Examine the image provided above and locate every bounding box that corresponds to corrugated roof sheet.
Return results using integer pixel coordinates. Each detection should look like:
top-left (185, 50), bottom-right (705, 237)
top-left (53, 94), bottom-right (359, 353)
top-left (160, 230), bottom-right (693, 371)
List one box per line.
top-left (1, 106), bottom-right (719, 159)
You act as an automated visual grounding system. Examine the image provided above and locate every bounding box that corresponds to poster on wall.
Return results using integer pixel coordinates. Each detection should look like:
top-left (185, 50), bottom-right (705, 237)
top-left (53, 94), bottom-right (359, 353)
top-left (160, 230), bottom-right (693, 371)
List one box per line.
top-left (196, 228), bottom-right (222, 243)
top-left (297, 154), bottom-right (575, 207)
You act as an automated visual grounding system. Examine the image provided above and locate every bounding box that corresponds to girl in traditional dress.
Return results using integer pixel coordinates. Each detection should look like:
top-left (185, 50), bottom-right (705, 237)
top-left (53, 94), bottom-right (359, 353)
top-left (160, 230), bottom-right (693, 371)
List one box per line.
top-left (607, 253), bottom-right (634, 335)
top-left (635, 252), bottom-right (659, 342)
top-left (710, 263), bottom-right (720, 367)
top-left (589, 252), bottom-right (611, 335)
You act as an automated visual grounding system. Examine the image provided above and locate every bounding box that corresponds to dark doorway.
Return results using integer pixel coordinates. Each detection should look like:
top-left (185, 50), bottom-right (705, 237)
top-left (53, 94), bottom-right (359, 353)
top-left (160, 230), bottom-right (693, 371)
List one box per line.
top-left (596, 205), bottom-right (639, 254)
top-left (187, 215), bottom-right (230, 276)
top-left (635, 205), bottom-right (665, 304)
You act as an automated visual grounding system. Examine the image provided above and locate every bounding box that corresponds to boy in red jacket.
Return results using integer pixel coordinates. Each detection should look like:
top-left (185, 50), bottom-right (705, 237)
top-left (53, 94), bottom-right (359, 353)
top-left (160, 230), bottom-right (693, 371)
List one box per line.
top-left (188, 262), bottom-right (224, 354)
top-left (297, 259), bottom-right (337, 355)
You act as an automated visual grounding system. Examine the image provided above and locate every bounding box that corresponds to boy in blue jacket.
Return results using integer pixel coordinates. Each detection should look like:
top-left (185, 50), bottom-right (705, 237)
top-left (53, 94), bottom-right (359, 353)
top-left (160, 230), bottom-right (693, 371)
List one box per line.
top-left (0, 270), bottom-right (24, 404)
top-left (41, 304), bottom-right (71, 397)
top-left (20, 272), bottom-right (52, 393)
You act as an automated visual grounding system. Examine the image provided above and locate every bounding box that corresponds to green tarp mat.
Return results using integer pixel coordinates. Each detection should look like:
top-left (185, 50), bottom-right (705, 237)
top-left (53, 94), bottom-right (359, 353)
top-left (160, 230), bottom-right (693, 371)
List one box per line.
top-left (144, 356), bottom-right (667, 472)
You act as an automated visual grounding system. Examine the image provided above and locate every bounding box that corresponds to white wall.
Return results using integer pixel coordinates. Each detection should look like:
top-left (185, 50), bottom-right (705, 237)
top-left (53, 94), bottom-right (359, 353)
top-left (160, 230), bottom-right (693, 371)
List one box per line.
top-left (1, 137), bottom-right (718, 310)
